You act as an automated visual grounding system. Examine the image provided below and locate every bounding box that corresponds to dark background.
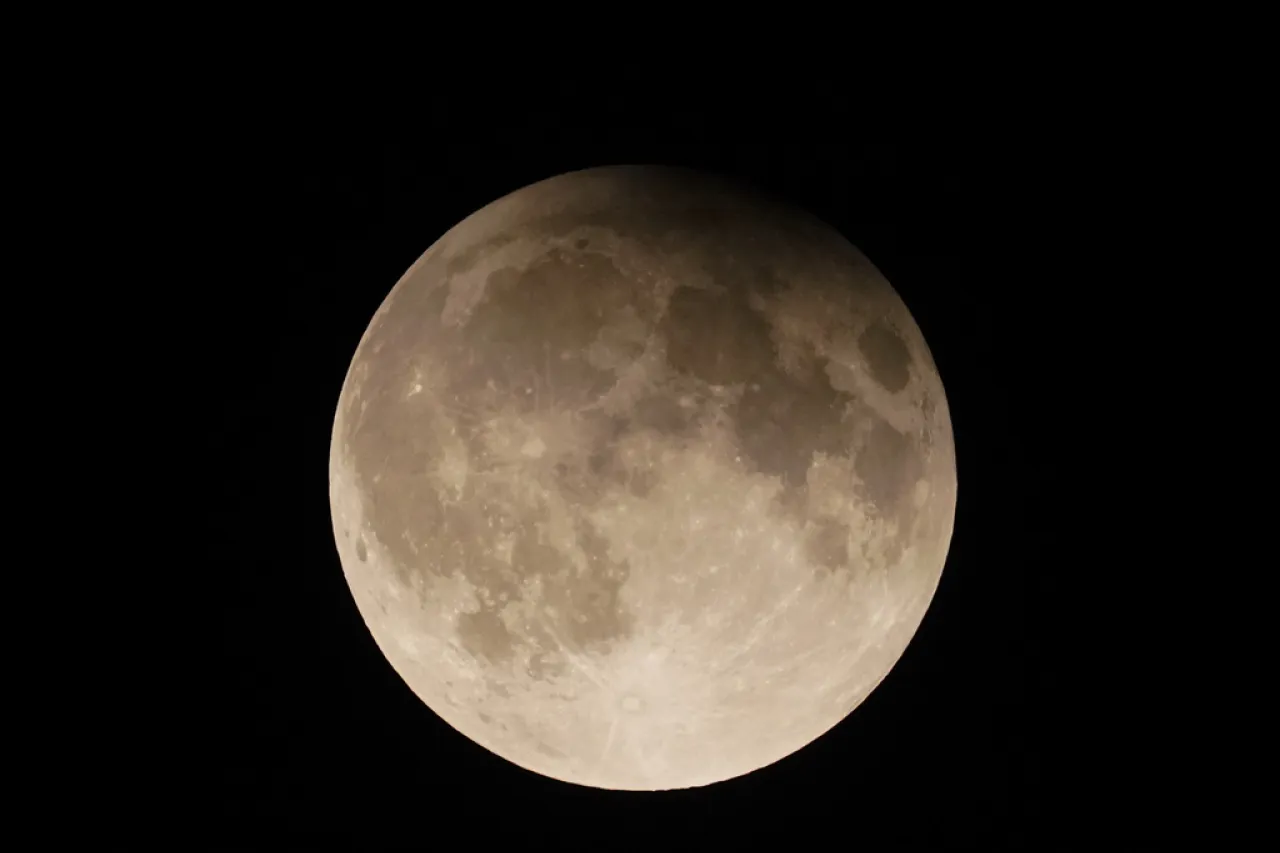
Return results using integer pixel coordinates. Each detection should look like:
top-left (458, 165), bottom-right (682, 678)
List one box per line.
top-left (201, 90), bottom-right (1065, 845)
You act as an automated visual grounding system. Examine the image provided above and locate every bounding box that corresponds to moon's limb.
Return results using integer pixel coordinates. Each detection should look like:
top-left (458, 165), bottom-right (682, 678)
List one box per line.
top-left (329, 166), bottom-right (956, 791)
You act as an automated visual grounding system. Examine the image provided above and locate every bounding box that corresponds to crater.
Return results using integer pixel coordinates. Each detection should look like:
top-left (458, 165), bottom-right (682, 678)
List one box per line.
top-left (355, 538), bottom-right (367, 562)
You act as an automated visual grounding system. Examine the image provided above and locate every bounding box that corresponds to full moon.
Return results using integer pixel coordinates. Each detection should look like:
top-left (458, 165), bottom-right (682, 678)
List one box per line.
top-left (329, 166), bottom-right (956, 790)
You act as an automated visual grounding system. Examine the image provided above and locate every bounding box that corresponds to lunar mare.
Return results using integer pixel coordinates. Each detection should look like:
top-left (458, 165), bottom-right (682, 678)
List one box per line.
top-left (329, 166), bottom-right (956, 790)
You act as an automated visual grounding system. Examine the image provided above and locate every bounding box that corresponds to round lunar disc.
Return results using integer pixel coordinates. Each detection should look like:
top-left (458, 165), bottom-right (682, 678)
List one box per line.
top-left (329, 165), bottom-right (956, 791)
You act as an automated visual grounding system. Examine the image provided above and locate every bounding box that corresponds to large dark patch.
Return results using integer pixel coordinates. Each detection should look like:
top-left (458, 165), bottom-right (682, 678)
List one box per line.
top-left (858, 321), bottom-right (912, 393)
top-left (853, 418), bottom-right (922, 519)
top-left (732, 348), bottom-right (852, 498)
top-left (629, 392), bottom-right (697, 436)
top-left (445, 250), bottom-right (641, 413)
top-left (659, 285), bottom-right (777, 387)
top-left (455, 606), bottom-right (516, 666)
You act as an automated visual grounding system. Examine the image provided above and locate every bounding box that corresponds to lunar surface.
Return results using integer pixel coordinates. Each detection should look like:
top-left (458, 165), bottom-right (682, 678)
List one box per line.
top-left (329, 166), bottom-right (956, 791)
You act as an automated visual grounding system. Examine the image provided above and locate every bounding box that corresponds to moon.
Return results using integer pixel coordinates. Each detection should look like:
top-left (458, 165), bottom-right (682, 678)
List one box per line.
top-left (329, 166), bottom-right (956, 791)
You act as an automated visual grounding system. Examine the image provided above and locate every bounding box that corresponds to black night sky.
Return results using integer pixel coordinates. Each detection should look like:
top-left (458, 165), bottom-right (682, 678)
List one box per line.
top-left (203, 88), bottom-right (1065, 845)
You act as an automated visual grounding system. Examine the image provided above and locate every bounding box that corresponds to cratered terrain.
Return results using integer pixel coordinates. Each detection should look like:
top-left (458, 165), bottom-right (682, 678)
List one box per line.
top-left (329, 165), bottom-right (956, 790)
